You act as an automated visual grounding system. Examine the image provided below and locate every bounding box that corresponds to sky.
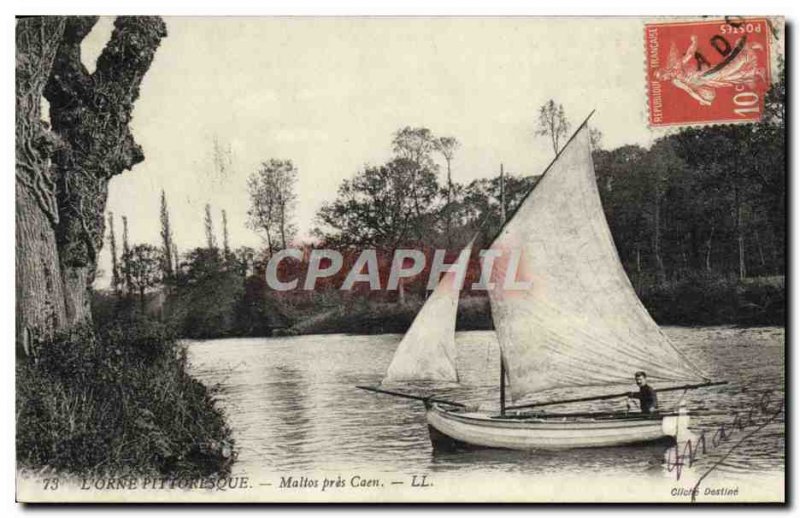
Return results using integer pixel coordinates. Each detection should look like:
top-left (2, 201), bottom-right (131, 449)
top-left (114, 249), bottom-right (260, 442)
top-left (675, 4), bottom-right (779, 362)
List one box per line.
top-left (79, 17), bottom-right (777, 286)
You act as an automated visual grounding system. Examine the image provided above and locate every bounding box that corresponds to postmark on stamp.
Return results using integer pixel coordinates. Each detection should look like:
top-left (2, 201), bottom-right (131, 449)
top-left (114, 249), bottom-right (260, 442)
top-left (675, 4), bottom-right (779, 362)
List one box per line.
top-left (645, 18), bottom-right (771, 127)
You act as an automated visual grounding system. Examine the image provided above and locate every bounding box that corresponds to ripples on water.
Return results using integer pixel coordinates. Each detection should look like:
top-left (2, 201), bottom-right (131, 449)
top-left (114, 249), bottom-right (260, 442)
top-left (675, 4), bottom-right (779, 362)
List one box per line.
top-left (186, 327), bottom-right (784, 478)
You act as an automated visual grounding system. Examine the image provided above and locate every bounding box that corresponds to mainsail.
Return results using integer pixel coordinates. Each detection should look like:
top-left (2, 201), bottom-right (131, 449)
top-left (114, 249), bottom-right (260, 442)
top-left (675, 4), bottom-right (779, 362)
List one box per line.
top-left (383, 239), bottom-right (474, 384)
top-left (488, 122), bottom-right (708, 401)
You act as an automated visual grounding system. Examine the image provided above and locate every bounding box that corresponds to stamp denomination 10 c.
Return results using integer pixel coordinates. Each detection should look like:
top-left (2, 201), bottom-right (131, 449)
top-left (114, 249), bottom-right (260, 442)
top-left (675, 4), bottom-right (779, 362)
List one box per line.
top-left (645, 18), bottom-right (771, 127)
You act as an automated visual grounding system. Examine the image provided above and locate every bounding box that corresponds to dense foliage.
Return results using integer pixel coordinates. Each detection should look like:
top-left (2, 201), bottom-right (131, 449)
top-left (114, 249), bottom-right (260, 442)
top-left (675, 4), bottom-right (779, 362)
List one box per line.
top-left (97, 244), bottom-right (288, 339)
top-left (98, 66), bottom-right (785, 337)
top-left (17, 318), bottom-right (234, 476)
top-left (314, 69), bottom-right (785, 305)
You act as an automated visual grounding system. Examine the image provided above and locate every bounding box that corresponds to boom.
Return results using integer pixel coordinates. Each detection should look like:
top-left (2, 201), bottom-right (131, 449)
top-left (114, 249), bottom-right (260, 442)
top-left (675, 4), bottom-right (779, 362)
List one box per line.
top-left (505, 381), bottom-right (728, 411)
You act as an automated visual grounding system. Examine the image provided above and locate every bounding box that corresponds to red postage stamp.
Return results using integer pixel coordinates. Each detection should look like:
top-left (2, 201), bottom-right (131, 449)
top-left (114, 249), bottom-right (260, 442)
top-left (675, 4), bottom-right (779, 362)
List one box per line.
top-left (645, 18), bottom-right (772, 127)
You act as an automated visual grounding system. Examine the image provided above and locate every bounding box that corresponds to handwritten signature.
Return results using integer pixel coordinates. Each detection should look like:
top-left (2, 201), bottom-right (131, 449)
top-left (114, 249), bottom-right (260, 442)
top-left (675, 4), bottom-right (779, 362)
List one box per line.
top-left (664, 390), bottom-right (784, 502)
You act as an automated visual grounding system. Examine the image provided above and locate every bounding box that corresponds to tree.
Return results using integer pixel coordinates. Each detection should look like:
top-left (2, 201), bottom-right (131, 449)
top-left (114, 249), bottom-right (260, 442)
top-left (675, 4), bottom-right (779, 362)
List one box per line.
top-left (460, 173), bottom-right (539, 238)
top-left (247, 159), bottom-right (298, 252)
top-left (751, 57), bottom-right (786, 275)
top-left (159, 190), bottom-right (174, 279)
top-left (392, 127), bottom-right (437, 169)
top-left (121, 215), bottom-right (132, 295)
top-left (171, 242), bottom-right (179, 274)
top-left (391, 127), bottom-right (440, 225)
top-left (643, 140), bottom-right (683, 282)
top-left (16, 17), bottom-right (65, 354)
top-left (204, 203), bottom-right (216, 249)
top-left (47, 17), bottom-right (166, 325)
top-left (434, 136), bottom-right (460, 243)
top-left (211, 136), bottom-right (233, 185)
top-left (535, 99), bottom-right (570, 155)
top-left (107, 212), bottom-right (121, 293)
top-left (593, 145), bottom-right (650, 282)
top-left (168, 247), bottom-right (243, 338)
top-left (315, 157), bottom-right (440, 248)
top-left (589, 87), bottom-right (786, 285)
top-left (221, 209), bottom-right (230, 257)
top-left (15, 16), bottom-right (166, 353)
top-left (589, 127), bottom-right (604, 152)
top-left (233, 246), bottom-right (256, 277)
top-left (122, 244), bottom-right (162, 311)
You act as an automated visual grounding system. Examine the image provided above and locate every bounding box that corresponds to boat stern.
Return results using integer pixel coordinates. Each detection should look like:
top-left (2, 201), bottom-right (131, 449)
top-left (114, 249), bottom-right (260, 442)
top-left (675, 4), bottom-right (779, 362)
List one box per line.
top-left (661, 403), bottom-right (691, 441)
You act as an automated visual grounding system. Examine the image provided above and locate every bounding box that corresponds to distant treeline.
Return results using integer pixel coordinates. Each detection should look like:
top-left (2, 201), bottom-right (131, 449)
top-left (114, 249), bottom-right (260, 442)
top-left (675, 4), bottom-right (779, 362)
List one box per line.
top-left (95, 61), bottom-right (785, 334)
top-left (594, 117), bottom-right (785, 285)
top-left (94, 246), bottom-right (289, 339)
top-left (284, 276), bottom-right (785, 336)
top-left (313, 65), bottom-right (785, 288)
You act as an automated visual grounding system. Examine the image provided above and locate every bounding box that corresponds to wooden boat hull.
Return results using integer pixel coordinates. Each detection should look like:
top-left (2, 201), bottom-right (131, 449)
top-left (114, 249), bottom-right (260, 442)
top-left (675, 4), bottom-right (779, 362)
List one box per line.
top-left (425, 403), bottom-right (689, 451)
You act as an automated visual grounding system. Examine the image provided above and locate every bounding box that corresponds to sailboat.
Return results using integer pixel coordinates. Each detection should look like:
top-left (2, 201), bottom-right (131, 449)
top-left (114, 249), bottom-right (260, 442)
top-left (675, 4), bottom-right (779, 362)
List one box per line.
top-left (358, 114), bottom-right (724, 450)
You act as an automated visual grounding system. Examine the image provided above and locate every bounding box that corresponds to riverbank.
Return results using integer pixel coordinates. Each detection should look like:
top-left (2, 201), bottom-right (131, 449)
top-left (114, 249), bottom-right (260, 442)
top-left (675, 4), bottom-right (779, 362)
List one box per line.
top-left (93, 275), bottom-right (784, 339)
top-left (16, 318), bottom-right (234, 477)
top-left (282, 275), bottom-right (785, 336)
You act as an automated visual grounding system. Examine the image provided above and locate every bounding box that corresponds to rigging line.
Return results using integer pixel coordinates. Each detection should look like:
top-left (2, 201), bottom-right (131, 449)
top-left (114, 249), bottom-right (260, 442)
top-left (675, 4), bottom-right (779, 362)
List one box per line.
top-left (506, 381), bottom-right (728, 410)
top-left (655, 319), bottom-right (711, 380)
top-left (662, 333), bottom-right (711, 380)
top-left (355, 385), bottom-right (466, 407)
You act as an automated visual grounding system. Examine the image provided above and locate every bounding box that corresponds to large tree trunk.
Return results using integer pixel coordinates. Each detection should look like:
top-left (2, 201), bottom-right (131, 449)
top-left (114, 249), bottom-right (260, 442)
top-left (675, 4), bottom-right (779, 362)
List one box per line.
top-left (16, 181), bottom-right (66, 354)
top-left (44, 16), bottom-right (167, 327)
top-left (15, 17), bottom-right (68, 355)
top-left (15, 16), bottom-right (166, 354)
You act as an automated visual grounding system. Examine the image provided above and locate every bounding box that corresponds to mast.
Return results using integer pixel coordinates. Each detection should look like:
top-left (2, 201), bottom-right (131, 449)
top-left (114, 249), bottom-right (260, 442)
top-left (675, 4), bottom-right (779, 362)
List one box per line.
top-left (499, 162), bottom-right (506, 416)
top-left (500, 358), bottom-right (506, 415)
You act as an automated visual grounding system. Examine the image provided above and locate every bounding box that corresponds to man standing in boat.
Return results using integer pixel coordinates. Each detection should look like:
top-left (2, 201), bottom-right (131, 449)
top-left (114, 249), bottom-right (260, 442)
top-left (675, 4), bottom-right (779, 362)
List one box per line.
top-left (629, 371), bottom-right (658, 414)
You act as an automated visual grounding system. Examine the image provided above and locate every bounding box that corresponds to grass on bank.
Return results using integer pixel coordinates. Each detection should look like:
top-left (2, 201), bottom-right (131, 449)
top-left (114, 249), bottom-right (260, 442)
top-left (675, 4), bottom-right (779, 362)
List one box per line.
top-left (16, 317), bottom-right (234, 477)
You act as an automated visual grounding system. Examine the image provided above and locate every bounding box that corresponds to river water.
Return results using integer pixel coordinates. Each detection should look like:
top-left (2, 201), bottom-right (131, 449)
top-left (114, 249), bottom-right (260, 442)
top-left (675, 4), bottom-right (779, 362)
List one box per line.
top-left (186, 326), bottom-right (784, 481)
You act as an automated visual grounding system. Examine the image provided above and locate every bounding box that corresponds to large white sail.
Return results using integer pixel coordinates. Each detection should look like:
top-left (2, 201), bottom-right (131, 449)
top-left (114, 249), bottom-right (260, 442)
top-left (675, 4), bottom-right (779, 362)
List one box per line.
top-left (383, 240), bottom-right (474, 383)
top-left (488, 123), bottom-right (708, 401)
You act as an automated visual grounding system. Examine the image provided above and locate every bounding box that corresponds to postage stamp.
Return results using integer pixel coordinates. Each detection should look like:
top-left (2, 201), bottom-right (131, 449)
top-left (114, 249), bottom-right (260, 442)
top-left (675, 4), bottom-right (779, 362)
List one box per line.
top-left (14, 16), bottom-right (785, 504)
top-left (645, 18), bottom-right (772, 126)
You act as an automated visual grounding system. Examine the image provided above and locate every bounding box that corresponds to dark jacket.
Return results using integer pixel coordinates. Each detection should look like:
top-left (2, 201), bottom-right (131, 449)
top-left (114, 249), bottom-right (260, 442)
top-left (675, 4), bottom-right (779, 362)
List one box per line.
top-left (632, 384), bottom-right (658, 414)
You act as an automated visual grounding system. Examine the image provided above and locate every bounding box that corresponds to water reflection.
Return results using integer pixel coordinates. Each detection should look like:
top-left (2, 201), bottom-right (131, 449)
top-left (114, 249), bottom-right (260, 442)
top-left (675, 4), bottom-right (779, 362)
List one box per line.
top-left (265, 365), bottom-right (312, 467)
top-left (186, 327), bottom-right (784, 478)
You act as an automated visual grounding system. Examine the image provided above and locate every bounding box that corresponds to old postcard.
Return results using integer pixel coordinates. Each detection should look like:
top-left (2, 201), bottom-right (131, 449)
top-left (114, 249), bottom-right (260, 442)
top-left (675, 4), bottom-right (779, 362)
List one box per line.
top-left (15, 16), bottom-right (785, 503)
